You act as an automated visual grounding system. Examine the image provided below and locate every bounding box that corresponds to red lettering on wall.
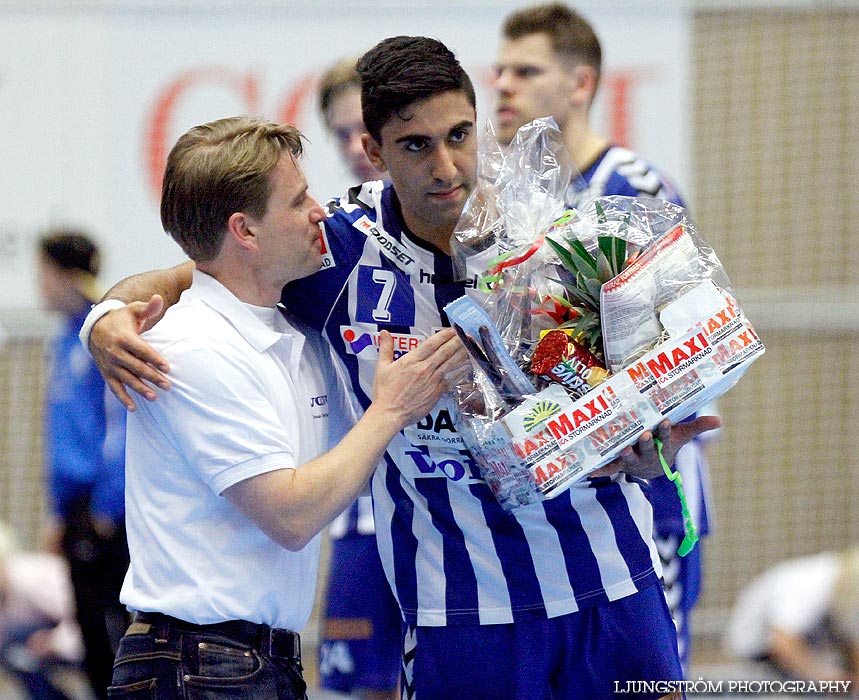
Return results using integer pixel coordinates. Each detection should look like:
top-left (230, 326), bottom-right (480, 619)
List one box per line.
top-left (603, 68), bottom-right (656, 149)
top-left (144, 67), bottom-right (260, 200)
top-left (275, 75), bottom-right (317, 130)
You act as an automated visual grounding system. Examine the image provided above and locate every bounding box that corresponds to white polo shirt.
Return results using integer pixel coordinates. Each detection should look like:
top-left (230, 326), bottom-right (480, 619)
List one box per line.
top-left (121, 270), bottom-right (341, 631)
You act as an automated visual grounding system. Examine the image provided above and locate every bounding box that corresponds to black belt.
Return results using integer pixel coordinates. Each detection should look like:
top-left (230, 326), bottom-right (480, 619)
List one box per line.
top-left (133, 611), bottom-right (301, 661)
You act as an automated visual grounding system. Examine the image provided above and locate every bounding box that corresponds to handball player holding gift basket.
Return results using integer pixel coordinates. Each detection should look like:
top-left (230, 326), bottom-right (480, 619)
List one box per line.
top-left (447, 118), bottom-right (764, 542)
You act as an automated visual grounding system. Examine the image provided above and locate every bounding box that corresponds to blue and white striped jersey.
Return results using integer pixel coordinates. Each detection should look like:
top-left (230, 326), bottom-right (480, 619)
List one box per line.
top-left (283, 180), bottom-right (661, 627)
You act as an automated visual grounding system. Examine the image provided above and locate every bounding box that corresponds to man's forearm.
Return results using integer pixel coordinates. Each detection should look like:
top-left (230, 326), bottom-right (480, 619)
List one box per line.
top-left (102, 260), bottom-right (195, 308)
top-left (223, 403), bottom-right (403, 552)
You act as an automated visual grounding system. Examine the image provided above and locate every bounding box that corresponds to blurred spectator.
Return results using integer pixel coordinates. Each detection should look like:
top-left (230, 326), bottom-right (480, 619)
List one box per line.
top-left (726, 548), bottom-right (859, 685)
top-left (319, 55), bottom-right (384, 185)
top-left (38, 230), bottom-right (129, 700)
top-left (0, 521), bottom-right (84, 700)
top-left (315, 57), bottom-right (399, 700)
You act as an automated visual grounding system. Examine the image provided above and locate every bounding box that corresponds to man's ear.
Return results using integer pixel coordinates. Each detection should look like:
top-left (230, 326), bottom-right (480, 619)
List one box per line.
top-left (570, 64), bottom-right (599, 108)
top-left (226, 212), bottom-right (257, 251)
top-left (362, 133), bottom-right (386, 173)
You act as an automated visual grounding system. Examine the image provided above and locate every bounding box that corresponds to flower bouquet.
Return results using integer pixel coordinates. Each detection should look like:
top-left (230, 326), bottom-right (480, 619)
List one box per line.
top-left (446, 118), bottom-right (764, 513)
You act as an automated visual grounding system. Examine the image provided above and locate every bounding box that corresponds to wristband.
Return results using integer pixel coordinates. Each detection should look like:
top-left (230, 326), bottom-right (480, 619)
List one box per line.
top-left (78, 299), bottom-right (127, 355)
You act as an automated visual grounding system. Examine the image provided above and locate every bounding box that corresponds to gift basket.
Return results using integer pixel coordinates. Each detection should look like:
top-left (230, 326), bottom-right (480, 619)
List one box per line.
top-left (446, 118), bottom-right (764, 520)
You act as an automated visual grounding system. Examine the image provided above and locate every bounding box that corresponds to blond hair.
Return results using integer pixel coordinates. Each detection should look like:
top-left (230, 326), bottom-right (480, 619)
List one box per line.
top-left (318, 57), bottom-right (362, 130)
top-left (160, 116), bottom-right (304, 262)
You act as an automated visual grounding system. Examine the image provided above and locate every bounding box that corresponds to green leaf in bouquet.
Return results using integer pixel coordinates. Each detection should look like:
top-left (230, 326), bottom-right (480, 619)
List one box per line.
top-left (544, 224), bottom-right (634, 361)
top-left (594, 199), bottom-right (607, 224)
top-left (545, 236), bottom-right (580, 275)
top-left (595, 248), bottom-right (614, 283)
top-left (561, 314), bottom-right (599, 335)
top-left (567, 238), bottom-right (598, 273)
top-left (547, 294), bottom-right (576, 311)
top-left (597, 235), bottom-right (627, 277)
top-left (546, 236), bottom-right (598, 279)
top-left (550, 277), bottom-right (598, 310)
top-left (580, 272), bottom-right (603, 302)
top-left (557, 315), bottom-right (603, 357)
top-left (586, 328), bottom-right (603, 356)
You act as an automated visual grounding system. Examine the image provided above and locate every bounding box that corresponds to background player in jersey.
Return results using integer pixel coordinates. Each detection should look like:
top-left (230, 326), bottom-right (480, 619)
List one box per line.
top-left (81, 36), bottom-right (719, 700)
top-left (493, 2), bottom-right (718, 669)
top-left (37, 230), bottom-right (129, 700)
top-left (316, 56), bottom-right (400, 700)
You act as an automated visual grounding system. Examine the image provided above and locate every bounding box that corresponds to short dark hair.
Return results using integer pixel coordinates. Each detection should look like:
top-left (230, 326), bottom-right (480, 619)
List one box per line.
top-left (160, 117), bottom-right (304, 262)
top-left (503, 3), bottom-right (601, 77)
top-left (356, 36), bottom-right (476, 143)
top-left (39, 230), bottom-right (100, 276)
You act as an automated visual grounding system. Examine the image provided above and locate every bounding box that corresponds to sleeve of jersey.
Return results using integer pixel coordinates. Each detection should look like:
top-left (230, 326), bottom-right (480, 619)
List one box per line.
top-left (608, 168), bottom-right (685, 208)
top-left (281, 212), bottom-right (363, 332)
top-left (137, 338), bottom-right (298, 496)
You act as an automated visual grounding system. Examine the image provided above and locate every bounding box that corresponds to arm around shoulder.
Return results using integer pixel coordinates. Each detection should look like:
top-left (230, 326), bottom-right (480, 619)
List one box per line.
top-left (99, 260), bottom-right (195, 309)
top-left (81, 261), bottom-right (195, 411)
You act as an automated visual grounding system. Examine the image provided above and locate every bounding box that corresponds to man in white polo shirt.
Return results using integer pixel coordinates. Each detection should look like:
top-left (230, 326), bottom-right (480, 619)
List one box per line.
top-left (107, 116), bottom-right (464, 700)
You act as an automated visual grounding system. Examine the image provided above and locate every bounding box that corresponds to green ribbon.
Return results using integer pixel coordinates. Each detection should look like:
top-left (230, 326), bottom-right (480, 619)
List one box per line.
top-left (653, 437), bottom-right (699, 557)
top-left (478, 273), bottom-right (503, 293)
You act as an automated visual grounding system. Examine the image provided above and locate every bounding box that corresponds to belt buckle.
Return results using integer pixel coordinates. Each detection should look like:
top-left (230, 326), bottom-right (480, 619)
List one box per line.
top-left (268, 628), bottom-right (300, 661)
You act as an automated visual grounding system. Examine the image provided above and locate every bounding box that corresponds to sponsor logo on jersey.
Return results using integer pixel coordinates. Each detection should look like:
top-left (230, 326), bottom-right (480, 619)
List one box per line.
top-left (403, 444), bottom-right (482, 482)
top-left (403, 407), bottom-right (465, 448)
top-left (352, 215), bottom-right (417, 273)
top-left (417, 268), bottom-right (480, 289)
top-left (318, 226), bottom-right (335, 269)
top-left (309, 393), bottom-right (330, 421)
top-left (340, 326), bottom-right (424, 360)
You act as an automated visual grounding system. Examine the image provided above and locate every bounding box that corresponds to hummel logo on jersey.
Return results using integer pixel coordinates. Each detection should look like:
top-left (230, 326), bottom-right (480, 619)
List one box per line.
top-left (417, 268), bottom-right (480, 289)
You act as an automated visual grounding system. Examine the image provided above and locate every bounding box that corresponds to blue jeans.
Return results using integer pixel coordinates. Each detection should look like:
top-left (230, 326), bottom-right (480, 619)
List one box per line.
top-left (108, 613), bottom-right (306, 700)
